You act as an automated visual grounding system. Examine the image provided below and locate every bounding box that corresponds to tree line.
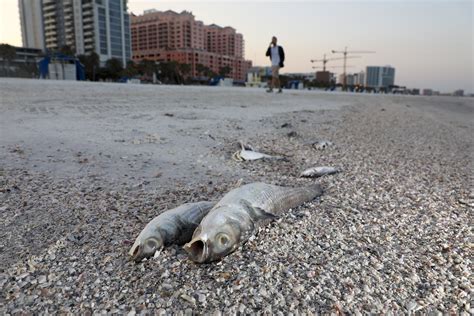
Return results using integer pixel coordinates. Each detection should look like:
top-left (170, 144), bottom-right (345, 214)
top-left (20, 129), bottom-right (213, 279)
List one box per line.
top-left (0, 43), bottom-right (234, 84)
top-left (0, 43), bottom-right (40, 78)
top-left (77, 52), bottom-right (232, 84)
top-left (79, 55), bottom-right (231, 84)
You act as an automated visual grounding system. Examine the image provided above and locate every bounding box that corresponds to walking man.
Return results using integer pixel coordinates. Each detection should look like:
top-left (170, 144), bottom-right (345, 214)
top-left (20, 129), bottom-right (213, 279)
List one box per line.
top-left (266, 36), bottom-right (285, 93)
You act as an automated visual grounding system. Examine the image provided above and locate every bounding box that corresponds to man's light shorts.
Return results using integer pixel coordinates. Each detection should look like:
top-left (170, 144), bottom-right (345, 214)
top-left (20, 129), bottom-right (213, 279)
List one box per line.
top-left (271, 66), bottom-right (280, 78)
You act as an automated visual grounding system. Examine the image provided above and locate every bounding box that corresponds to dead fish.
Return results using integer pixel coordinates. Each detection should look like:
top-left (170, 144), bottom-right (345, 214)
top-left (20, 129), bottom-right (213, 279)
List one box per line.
top-left (129, 201), bottom-right (215, 262)
top-left (232, 141), bottom-right (283, 161)
top-left (183, 182), bottom-right (323, 263)
top-left (300, 166), bottom-right (339, 178)
top-left (305, 140), bottom-right (333, 150)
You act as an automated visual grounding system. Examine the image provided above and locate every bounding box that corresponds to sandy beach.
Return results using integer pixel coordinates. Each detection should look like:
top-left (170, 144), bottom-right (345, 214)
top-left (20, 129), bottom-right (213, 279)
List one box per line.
top-left (0, 78), bottom-right (472, 314)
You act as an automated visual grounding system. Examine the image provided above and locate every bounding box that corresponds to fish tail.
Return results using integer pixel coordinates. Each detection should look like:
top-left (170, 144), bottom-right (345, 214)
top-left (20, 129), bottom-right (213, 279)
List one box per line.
top-left (305, 183), bottom-right (323, 198)
top-left (271, 184), bottom-right (323, 213)
top-left (289, 183), bottom-right (323, 205)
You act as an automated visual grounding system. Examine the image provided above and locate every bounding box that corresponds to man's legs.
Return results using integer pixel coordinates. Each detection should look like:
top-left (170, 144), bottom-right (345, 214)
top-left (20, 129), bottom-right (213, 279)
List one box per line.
top-left (268, 66), bottom-right (280, 92)
top-left (274, 66), bottom-right (282, 92)
top-left (275, 69), bottom-right (281, 92)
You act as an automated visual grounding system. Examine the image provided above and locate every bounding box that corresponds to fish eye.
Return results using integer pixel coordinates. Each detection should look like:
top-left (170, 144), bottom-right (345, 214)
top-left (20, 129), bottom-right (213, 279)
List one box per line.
top-left (146, 239), bottom-right (157, 249)
top-left (217, 233), bottom-right (229, 246)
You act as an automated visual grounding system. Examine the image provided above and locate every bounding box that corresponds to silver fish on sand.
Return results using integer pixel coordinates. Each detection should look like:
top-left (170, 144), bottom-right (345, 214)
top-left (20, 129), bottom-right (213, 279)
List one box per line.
top-left (183, 182), bottom-right (323, 263)
top-left (232, 141), bottom-right (283, 161)
top-left (300, 166), bottom-right (339, 178)
top-left (129, 201), bottom-right (215, 262)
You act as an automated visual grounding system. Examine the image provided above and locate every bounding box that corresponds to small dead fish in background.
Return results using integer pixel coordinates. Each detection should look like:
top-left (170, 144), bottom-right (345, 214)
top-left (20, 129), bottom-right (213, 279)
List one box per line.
top-left (183, 182), bottom-right (323, 263)
top-left (129, 201), bottom-right (215, 262)
top-left (232, 141), bottom-right (284, 161)
top-left (305, 140), bottom-right (334, 150)
top-left (300, 166), bottom-right (340, 178)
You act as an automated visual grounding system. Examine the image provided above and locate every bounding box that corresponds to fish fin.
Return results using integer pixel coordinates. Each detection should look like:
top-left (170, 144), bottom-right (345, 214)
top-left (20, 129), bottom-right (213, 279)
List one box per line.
top-left (239, 199), bottom-right (278, 221)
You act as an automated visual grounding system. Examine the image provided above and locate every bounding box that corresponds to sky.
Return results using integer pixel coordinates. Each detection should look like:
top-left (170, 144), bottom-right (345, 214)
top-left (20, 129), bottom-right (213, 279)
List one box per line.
top-left (0, 0), bottom-right (473, 93)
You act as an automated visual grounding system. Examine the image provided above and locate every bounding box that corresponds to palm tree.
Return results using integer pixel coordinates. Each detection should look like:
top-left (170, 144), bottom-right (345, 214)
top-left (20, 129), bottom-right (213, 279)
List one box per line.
top-left (218, 66), bottom-right (232, 78)
top-left (139, 59), bottom-right (157, 77)
top-left (103, 58), bottom-right (123, 81)
top-left (195, 63), bottom-right (206, 77)
top-left (58, 45), bottom-right (75, 56)
top-left (77, 52), bottom-right (100, 81)
top-left (0, 44), bottom-right (17, 74)
top-left (177, 63), bottom-right (192, 83)
top-left (122, 60), bottom-right (139, 78)
top-left (178, 63), bottom-right (191, 77)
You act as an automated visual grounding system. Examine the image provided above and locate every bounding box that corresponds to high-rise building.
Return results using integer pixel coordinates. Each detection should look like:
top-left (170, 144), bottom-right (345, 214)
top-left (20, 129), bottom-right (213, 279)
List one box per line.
top-left (130, 10), bottom-right (252, 81)
top-left (131, 10), bottom-right (206, 52)
top-left (365, 66), bottom-right (395, 89)
top-left (345, 74), bottom-right (355, 86)
top-left (315, 71), bottom-right (331, 84)
top-left (338, 71), bottom-right (366, 87)
top-left (422, 89), bottom-right (433, 96)
top-left (338, 74), bottom-right (345, 85)
top-left (19, 0), bottom-right (45, 50)
top-left (453, 89), bottom-right (464, 97)
top-left (353, 71), bottom-right (365, 86)
top-left (94, 0), bottom-right (132, 66)
top-left (205, 24), bottom-right (243, 58)
top-left (18, 0), bottom-right (131, 66)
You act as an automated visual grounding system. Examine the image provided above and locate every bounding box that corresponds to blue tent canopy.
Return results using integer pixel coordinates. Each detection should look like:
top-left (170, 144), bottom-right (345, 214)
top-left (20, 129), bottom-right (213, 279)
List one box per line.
top-left (38, 53), bottom-right (85, 80)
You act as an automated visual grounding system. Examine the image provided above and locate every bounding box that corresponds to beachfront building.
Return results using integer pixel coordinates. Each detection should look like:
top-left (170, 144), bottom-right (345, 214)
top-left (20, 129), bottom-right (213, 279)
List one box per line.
top-left (353, 71), bottom-right (365, 86)
top-left (246, 66), bottom-right (271, 88)
top-left (422, 89), bottom-right (433, 96)
top-left (365, 66), bottom-right (395, 90)
top-left (130, 10), bottom-right (252, 81)
top-left (18, 0), bottom-right (45, 50)
top-left (315, 71), bottom-right (333, 84)
top-left (345, 74), bottom-right (355, 86)
top-left (18, 0), bottom-right (131, 66)
top-left (337, 74), bottom-right (345, 85)
top-left (337, 71), bottom-right (366, 88)
top-left (452, 89), bottom-right (464, 97)
top-left (206, 24), bottom-right (244, 58)
top-left (0, 46), bottom-right (43, 78)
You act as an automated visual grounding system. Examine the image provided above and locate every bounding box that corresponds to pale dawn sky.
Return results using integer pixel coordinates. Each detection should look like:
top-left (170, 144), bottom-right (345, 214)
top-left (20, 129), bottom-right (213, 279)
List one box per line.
top-left (0, 0), bottom-right (472, 92)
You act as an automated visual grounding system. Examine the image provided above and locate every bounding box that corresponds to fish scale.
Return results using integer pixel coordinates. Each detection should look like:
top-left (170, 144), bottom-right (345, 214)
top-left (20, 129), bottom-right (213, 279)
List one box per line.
top-left (159, 202), bottom-right (216, 243)
top-left (216, 183), bottom-right (321, 215)
top-left (178, 203), bottom-right (213, 225)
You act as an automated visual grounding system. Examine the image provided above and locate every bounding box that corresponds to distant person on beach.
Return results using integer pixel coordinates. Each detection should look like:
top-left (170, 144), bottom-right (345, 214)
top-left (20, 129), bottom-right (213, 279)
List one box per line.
top-left (266, 36), bottom-right (285, 93)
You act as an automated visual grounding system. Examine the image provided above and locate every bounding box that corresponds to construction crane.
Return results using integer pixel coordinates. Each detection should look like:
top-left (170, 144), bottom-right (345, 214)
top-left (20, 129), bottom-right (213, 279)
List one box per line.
top-left (310, 54), bottom-right (360, 72)
top-left (312, 65), bottom-right (354, 70)
top-left (331, 47), bottom-right (375, 89)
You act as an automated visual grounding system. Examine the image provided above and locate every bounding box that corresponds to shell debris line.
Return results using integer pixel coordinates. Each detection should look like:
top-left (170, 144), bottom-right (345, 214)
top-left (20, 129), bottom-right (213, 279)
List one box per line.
top-left (0, 78), bottom-right (472, 314)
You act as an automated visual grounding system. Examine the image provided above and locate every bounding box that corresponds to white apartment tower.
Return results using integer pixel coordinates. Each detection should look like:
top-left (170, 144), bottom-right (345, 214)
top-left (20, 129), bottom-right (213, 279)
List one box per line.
top-left (18, 0), bottom-right (131, 66)
top-left (19, 0), bottom-right (45, 50)
top-left (365, 66), bottom-right (395, 89)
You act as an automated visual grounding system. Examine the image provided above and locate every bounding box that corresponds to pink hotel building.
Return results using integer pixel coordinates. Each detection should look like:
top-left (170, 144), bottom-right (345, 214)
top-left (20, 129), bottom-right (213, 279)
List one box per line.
top-left (131, 10), bottom-right (252, 81)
